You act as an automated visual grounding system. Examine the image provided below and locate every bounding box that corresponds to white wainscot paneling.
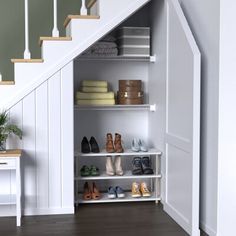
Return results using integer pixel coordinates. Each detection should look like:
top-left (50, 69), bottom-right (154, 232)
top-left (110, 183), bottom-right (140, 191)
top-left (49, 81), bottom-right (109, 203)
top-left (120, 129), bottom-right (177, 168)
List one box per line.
top-left (0, 63), bottom-right (74, 216)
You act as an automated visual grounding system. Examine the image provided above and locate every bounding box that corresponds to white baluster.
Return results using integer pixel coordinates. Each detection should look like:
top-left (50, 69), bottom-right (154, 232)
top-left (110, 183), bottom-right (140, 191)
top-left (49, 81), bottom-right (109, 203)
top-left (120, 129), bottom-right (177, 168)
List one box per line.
top-left (52, 0), bottom-right (59, 37)
top-left (80, 0), bottom-right (88, 15)
top-left (0, 73), bottom-right (2, 82)
top-left (24, 0), bottom-right (31, 59)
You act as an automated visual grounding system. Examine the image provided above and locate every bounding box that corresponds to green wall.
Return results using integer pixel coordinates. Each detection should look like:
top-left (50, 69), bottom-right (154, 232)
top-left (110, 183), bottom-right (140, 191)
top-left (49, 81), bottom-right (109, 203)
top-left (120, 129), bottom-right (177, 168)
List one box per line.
top-left (0, 0), bottom-right (81, 81)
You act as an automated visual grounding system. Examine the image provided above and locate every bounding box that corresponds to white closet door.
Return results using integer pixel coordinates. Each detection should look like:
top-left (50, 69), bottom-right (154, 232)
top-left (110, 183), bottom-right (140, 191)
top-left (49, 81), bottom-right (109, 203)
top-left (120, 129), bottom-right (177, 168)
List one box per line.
top-left (164, 0), bottom-right (201, 235)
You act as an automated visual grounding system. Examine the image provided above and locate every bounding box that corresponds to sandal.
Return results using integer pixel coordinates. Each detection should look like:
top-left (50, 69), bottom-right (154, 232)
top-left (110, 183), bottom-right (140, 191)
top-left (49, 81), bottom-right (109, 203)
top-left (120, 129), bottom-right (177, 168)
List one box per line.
top-left (90, 165), bottom-right (100, 176)
top-left (80, 165), bottom-right (90, 177)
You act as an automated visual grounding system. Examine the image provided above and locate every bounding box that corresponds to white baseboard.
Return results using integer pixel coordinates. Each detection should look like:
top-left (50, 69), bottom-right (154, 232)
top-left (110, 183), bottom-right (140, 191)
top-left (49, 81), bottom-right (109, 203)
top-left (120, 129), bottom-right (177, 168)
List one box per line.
top-left (200, 221), bottom-right (217, 236)
top-left (0, 206), bottom-right (74, 217)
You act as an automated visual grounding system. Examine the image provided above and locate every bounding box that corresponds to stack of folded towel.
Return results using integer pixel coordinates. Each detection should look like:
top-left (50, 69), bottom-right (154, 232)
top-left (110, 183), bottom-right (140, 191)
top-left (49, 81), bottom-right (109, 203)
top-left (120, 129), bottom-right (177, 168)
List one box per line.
top-left (76, 80), bottom-right (116, 105)
top-left (82, 35), bottom-right (118, 57)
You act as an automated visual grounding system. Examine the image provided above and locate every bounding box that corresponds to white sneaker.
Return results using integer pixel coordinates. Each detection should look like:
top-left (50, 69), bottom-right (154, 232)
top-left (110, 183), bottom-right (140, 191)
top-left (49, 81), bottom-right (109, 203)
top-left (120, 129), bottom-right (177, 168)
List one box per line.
top-left (131, 138), bottom-right (140, 152)
top-left (139, 139), bottom-right (148, 152)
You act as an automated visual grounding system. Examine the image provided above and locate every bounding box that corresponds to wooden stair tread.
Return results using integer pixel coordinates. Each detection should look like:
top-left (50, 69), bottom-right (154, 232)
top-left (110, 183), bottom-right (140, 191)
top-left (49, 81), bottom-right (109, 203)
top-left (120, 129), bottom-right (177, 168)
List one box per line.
top-left (39, 36), bottom-right (72, 46)
top-left (64, 15), bottom-right (100, 28)
top-left (11, 59), bottom-right (44, 63)
top-left (0, 81), bottom-right (15, 85)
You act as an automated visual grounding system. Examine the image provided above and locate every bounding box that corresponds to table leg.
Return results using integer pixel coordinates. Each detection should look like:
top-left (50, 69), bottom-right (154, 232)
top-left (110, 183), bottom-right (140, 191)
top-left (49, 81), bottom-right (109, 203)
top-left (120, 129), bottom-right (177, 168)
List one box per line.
top-left (16, 158), bottom-right (21, 227)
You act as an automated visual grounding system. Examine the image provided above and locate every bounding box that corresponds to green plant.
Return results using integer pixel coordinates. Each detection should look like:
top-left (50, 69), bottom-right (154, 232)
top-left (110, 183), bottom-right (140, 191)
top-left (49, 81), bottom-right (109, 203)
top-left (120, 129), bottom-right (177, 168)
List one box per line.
top-left (0, 111), bottom-right (22, 148)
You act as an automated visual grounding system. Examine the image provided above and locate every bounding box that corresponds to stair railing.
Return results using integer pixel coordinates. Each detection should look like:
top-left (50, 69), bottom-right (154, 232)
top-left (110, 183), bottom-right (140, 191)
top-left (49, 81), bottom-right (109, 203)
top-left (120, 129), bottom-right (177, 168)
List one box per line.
top-left (21, 0), bottom-right (99, 60)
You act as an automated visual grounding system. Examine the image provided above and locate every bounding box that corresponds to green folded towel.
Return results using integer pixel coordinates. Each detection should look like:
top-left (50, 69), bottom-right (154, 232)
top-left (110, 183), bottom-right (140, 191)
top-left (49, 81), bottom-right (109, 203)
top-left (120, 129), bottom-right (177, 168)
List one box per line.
top-left (76, 92), bottom-right (115, 100)
top-left (82, 80), bottom-right (108, 88)
top-left (76, 99), bottom-right (115, 105)
top-left (81, 86), bottom-right (108, 93)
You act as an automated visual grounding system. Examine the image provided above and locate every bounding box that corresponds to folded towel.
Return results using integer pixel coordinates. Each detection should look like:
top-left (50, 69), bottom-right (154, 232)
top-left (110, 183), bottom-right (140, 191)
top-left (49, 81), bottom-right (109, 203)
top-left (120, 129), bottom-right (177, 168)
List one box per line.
top-left (101, 35), bottom-right (116, 42)
top-left (82, 80), bottom-right (108, 88)
top-left (83, 53), bottom-right (118, 57)
top-left (76, 92), bottom-right (115, 100)
top-left (77, 99), bottom-right (115, 106)
top-left (92, 42), bottom-right (117, 49)
top-left (83, 48), bottom-right (118, 56)
top-left (81, 86), bottom-right (108, 93)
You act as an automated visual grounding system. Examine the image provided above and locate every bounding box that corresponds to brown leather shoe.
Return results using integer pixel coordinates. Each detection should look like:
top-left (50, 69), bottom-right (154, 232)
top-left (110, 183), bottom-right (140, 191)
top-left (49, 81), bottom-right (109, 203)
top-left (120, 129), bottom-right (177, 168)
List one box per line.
top-left (106, 133), bottom-right (115, 153)
top-left (83, 182), bottom-right (92, 200)
top-left (114, 133), bottom-right (124, 153)
top-left (91, 182), bottom-right (101, 200)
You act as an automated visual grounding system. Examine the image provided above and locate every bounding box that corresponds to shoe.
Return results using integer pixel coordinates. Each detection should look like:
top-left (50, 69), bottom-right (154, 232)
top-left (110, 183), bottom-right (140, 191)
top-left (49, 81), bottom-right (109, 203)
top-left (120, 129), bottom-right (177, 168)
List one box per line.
top-left (140, 182), bottom-right (151, 197)
top-left (141, 157), bottom-right (154, 175)
top-left (132, 157), bottom-right (143, 175)
top-left (81, 137), bottom-right (90, 153)
top-left (115, 186), bottom-right (125, 198)
top-left (106, 156), bottom-right (115, 176)
top-left (89, 136), bottom-right (100, 153)
top-left (83, 182), bottom-right (92, 200)
top-left (90, 165), bottom-right (100, 176)
top-left (114, 156), bottom-right (124, 176)
top-left (131, 138), bottom-right (140, 152)
top-left (91, 182), bottom-right (100, 200)
top-left (131, 182), bottom-right (141, 198)
top-left (80, 165), bottom-right (90, 177)
top-left (139, 139), bottom-right (148, 152)
top-left (114, 133), bottom-right (124, 153)
top-left (108, 187), bottom-right (117, 199)
top-left (106, 133), bottom-right (115, 153)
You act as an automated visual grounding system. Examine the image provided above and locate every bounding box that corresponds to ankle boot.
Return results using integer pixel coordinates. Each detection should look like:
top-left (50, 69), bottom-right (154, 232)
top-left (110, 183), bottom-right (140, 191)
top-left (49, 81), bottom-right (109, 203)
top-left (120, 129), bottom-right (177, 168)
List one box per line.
top-left (114, 133), bottom-right (124, 153)
top-left (106, 156), bottom-right (115, 176)
top-left (106, 133), bottom-right (115, 153)
top-left (114, 155), bottom-right (124, 176)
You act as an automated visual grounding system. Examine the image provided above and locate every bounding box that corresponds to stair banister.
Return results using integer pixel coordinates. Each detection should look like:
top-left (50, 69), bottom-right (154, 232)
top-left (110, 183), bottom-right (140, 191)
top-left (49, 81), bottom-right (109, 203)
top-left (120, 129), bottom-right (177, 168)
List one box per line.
top-left (24, 0), bottom-right (31, 59)
top-left (52, 0), bottom-right (59, 37)
top-left (80, 0), bottom-right (88, 15)
top-left (87, 0), bottom-right (99, 15)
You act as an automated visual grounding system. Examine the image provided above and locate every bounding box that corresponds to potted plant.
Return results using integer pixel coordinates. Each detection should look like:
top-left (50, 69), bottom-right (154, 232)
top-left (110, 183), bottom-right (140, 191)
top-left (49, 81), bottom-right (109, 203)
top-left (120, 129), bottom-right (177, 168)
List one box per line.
top-left (0, 111), bottom-right (22, 152)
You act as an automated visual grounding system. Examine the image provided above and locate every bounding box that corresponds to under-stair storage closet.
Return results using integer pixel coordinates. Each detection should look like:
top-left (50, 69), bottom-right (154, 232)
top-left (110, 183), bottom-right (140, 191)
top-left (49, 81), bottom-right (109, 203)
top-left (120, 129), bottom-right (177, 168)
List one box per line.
top-left (73, 0), bottom-right (201, 235)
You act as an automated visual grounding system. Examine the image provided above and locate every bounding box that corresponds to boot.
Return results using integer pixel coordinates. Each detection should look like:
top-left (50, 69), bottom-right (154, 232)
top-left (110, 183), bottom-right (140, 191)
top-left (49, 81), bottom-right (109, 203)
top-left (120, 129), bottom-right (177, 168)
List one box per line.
top-left (114, 133), bottom-right (124, 153)
top-left (106, 133), bottom-right (115, 153)
top-left (106, 156), bottom-right (115, 176)
top-left (114, 155), bottom-right (124, 176)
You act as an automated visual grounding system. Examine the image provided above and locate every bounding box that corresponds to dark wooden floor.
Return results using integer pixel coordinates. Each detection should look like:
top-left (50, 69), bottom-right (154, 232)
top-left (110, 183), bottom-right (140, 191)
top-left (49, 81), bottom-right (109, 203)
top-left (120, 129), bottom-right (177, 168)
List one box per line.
top-left (0, 203), bottom-right (207, 236)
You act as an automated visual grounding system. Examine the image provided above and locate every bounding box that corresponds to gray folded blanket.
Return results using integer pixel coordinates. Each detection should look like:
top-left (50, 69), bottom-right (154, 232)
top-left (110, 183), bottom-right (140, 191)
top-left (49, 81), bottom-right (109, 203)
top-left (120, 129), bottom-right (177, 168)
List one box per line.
top-left (83, 48), bottom-right (118, 56)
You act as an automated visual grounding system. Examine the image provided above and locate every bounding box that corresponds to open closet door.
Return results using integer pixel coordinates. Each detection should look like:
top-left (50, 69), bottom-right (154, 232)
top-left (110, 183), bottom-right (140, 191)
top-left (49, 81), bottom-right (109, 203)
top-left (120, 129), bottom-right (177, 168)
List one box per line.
top-left (164, 0), bottom-right (201, 235)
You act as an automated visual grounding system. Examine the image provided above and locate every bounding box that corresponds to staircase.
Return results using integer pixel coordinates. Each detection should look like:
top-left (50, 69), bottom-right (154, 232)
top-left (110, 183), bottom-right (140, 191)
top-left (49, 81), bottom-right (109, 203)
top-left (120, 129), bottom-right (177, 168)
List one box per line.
top-left (0, 0), bottom-right (150, 110)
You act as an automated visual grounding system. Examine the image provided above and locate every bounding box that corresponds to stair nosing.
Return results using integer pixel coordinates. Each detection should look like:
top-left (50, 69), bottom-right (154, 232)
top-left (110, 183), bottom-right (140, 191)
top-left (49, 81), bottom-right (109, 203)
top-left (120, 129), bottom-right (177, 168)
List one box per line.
top-left (39, 36), bottom-right (72, 47)
top-left (0, 81), bottom-right (15, 85)
top-left (11, 59), bottom-right (44, 63)
top-left (64, 15), bottom-right (100, 28)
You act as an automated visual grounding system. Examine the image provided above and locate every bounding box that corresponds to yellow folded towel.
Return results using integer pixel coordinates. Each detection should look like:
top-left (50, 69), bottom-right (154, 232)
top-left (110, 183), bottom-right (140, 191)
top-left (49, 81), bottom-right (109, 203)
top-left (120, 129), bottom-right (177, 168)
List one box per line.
top-left (81, 87), bottom-right (108, 93)
top-left (82, 80), bottom-right (108, 88)
top-left (76, 92), bottom-right (115, 100)
top-left (76, 99), bottom-right (115, 106)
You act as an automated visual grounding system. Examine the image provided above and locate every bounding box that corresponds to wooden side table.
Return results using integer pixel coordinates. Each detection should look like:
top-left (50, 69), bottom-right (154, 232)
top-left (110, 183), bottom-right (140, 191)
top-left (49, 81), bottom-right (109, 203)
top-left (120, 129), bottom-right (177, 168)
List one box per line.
top-left (0, 150), bottom-right (22, 226)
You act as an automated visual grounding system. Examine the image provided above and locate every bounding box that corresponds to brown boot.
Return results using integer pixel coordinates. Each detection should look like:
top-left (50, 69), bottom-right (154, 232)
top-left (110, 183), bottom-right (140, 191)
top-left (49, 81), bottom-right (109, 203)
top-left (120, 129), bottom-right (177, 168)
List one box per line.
top-left (83, 182), bottom-right (92, 200)
top-left (114, 133), bottom-right (124, 153)
top-left (106, 133), bottom-right (115, 153)
top-left (91, 182), bottom-right (100, 200)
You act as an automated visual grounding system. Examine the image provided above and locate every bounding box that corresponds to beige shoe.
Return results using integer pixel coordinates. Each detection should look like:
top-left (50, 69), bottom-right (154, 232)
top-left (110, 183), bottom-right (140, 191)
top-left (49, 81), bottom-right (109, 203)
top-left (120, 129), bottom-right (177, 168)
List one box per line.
top-left (140, 182), bottom-right (151, 197)
top-left (131, 182), bottom-right (141, 198)
top-left (106, 156), bottom-right (115, 176)
top-left (114, 156), bottom-right (124, 176)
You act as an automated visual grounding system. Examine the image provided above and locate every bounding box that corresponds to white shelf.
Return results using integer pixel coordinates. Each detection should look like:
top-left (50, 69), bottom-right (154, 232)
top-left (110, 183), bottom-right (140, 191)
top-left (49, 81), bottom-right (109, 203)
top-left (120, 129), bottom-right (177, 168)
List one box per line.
top-left (74, 104), bottom-right (156, 111)
top-left (76, 55), bottom-right (154, 62)
top-left (75, 171), bottom-right (161, 181)
top-left (75, 192), bottom-right (160, 204)
top-left (75, 148), bottom-right (162, 157)
top-left (0, 194), bottom-right (16, 205)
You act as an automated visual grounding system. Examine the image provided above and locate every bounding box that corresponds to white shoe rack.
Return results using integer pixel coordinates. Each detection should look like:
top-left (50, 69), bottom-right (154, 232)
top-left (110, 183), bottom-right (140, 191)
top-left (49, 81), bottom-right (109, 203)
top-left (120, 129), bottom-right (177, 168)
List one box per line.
top-left (74, 149), bottom-right (162, 205)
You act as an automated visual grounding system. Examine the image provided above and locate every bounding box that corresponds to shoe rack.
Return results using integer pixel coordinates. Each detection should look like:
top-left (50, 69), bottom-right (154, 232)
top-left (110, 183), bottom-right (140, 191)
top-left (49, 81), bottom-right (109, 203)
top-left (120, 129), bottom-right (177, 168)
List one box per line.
top-left (74, 149), bottom-right (162, 204)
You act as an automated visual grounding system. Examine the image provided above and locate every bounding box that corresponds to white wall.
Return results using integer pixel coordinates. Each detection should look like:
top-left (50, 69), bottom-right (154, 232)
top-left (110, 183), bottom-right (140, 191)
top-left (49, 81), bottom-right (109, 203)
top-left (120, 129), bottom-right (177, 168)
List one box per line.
top-left (217, 1), bottom-right (236, 235)
top-left (0, 62), bottom-right (74, 216)
top-left (178, 0), bottom-right (220, 235)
